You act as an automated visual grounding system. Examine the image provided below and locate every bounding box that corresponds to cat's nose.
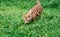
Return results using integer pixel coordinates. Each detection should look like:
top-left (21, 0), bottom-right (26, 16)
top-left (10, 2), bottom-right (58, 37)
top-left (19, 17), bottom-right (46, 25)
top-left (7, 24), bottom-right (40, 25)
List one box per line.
top-left (25, 21), bottom-right (29, 23)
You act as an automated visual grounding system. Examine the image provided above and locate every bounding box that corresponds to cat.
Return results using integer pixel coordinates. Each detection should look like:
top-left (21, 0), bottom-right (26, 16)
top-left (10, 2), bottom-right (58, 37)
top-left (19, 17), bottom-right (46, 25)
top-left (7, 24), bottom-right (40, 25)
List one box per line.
top-left (24, 0), bottom-right (43, 23)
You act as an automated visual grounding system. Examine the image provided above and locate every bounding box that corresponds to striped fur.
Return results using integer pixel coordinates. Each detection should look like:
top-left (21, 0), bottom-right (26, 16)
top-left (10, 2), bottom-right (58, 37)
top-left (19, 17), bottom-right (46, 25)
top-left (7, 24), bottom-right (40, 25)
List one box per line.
top-left (24, 0), bottom-right (43, 23)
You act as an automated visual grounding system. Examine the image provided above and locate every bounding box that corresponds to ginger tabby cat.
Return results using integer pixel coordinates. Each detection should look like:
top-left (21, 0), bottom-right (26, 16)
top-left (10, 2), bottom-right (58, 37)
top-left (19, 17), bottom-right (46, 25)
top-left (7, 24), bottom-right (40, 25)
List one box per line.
top-left (24, 0), bottom-right (43, 23)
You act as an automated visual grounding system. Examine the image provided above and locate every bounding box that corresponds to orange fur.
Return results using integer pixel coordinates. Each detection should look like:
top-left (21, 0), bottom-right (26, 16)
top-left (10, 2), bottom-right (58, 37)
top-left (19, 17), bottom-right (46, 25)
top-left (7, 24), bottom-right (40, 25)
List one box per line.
top-left (24, 0), bottom-right (43, 23)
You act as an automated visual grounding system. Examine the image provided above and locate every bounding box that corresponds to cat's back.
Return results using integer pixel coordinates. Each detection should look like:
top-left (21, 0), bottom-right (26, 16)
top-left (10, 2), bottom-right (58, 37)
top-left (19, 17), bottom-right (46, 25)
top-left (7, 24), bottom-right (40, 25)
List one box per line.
top-left (31, 4), bottom-right (42, 13)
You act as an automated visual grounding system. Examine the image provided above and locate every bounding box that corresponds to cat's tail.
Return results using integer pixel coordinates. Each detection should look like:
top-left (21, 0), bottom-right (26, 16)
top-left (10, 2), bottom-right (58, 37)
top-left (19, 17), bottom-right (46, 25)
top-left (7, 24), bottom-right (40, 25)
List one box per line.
top-left (37, 0), bottom-right (41, 5)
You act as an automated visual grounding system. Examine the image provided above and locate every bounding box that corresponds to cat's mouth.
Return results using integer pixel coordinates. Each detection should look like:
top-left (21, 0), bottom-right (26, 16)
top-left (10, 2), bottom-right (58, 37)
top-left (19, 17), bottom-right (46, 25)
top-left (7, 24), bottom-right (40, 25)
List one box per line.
top-left (25, 21), bottom-right (29, 23)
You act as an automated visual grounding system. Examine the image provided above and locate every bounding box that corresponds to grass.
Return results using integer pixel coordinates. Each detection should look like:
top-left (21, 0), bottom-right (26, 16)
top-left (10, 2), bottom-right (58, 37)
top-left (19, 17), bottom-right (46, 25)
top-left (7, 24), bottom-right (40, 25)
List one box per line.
top-left (0, 2), bottom-right (60, 37)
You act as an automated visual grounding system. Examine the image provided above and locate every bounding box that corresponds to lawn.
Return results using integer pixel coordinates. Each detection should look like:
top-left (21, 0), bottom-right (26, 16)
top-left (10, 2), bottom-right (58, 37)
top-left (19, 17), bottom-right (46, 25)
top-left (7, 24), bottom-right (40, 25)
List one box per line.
top-left (0, 0), bottom-right (60, 37)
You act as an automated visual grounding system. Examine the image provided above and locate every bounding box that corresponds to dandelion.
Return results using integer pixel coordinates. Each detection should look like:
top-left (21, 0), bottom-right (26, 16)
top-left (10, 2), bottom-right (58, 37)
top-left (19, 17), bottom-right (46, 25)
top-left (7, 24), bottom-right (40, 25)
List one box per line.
top-left (19, 26), bottom-right (23, 29)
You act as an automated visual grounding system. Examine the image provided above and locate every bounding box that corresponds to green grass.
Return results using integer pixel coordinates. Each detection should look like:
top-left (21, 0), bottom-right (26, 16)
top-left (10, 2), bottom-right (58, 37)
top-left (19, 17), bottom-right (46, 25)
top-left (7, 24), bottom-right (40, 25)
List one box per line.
top-left (0, 1), bottom-right (60, 37)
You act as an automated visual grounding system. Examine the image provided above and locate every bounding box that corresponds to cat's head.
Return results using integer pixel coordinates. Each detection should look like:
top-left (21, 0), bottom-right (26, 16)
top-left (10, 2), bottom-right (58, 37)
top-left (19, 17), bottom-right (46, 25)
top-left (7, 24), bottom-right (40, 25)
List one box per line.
top-left (24, 14), bottom-right (32, 23)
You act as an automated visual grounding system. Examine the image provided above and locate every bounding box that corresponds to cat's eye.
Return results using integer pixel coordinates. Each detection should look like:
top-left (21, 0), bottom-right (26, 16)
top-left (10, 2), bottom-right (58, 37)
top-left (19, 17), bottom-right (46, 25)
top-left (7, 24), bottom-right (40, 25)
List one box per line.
top-left (28, 16), bottom-right (30, 17)
top-left (28, 15), bottom-right (31, 17)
